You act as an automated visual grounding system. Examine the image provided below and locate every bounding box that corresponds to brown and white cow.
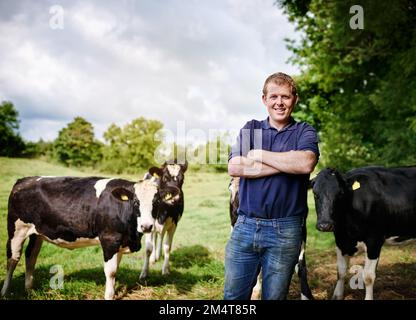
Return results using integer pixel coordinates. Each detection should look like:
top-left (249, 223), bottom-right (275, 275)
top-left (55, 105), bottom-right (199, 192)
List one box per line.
top-left (140, 160), bottom-right (187, 280)
top-left (1, 172), bottom-right (179, 300)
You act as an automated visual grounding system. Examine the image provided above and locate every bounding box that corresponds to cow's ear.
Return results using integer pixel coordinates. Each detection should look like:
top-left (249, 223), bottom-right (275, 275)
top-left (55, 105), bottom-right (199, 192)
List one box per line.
top-left (180, 159), bottom-right (188, 172)
top-left (111, 188), bottom-right (133, 202)
top-left (160, 186), bottom-right (180, 205)
top-left (142, 172), bottom-right (152, 180)
top-left (149, 167), bottom-right (163, 179)
top-left (308, 178), bottom-right (316, 189)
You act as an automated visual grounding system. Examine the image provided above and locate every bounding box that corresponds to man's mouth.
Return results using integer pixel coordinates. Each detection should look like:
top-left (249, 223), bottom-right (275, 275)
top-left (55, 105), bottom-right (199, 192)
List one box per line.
top-left (273, 107), bottom-right (286, 114)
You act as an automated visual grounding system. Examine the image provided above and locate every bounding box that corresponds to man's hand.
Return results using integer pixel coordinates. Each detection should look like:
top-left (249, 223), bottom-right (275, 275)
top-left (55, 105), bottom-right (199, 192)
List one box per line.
top-left (257, 150), bottom-right (317, 174)
top-left (228, 156), bottom-right (279, 178)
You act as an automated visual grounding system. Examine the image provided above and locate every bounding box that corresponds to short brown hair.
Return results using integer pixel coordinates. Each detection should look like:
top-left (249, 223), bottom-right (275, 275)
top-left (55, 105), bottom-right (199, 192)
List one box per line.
top-left (262, 72), bottom-right (297, 96)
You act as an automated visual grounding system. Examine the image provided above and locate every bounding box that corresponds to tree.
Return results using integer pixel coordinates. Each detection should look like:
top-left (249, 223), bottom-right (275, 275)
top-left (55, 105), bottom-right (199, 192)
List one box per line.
top-left (53, 117), bottom-right (102, 166)
top-left (279, 0), bottom-right (416, 170)
top-left (22, 139), bottom-right (54, 159)
top-left (0, 101), bottom-right (25, 157)
top-left (102, 117), bottom-right (164, 173)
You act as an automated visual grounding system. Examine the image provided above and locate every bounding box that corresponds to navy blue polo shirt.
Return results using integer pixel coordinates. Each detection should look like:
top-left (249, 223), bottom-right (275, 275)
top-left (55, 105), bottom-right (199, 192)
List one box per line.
top-left (229, 117), bottom-right (320, 219)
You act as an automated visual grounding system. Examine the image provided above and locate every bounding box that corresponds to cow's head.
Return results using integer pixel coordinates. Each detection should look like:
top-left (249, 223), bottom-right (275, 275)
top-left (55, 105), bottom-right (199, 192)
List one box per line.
top-left (132, 167), bottom-right (180, 233)
top-left (160, 159), bottom-right (188, 189)
top-left (311, 168), bottom-right (347, 232)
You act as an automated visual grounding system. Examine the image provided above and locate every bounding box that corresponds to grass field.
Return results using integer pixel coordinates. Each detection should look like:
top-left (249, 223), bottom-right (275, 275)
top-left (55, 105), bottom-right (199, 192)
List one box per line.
top-left (0, 157), bottom-right (415, 300)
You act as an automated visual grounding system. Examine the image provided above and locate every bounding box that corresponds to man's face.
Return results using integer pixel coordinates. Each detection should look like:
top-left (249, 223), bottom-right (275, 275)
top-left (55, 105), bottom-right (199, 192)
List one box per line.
top-left (262, 82), bottom-right (297, 129)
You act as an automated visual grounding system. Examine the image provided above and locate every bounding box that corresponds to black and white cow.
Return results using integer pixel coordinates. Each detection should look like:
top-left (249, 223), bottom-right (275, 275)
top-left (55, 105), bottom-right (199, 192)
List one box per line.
top-left (228, 177), bottom-right (314, 300)
top-left (311, 166), bottom-right (416, 300)
top-left (1, 173), bottom-right (179, 300)
top-left (140, 160), bottom-right (187, 280)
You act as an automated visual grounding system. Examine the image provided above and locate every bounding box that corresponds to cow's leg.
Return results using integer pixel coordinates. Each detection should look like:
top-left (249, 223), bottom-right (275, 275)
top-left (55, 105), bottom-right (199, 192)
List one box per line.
top-left (362, 256), bottom-right (378, 300)
top-left (332, 246), bottom-right (350, 300)
top-left (297, 241), bottom-right (314, 300)
top-left (362, 239), bottom-right (382, 300)
top-left (149, 232), bottom-right (158, 264)
top-left (140, 232), bottom-right (153, 280)
top-left (25, 235), bottom-right (43, 290)
top-left (103, 251), bottom-right (123, 300)
top-left (1, 222), bottom-right (32, 297)
top-left (101, 234), bottom-right (123, 300)
top-left (155, 229), bottom-right (165, 262)
top-left (162, 224), bottom-right (176, 276)
top-left (250, 271), bottom-right (262, 300)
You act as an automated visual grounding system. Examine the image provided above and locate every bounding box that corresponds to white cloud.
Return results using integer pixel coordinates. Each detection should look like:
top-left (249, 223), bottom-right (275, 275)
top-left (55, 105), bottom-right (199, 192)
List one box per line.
top-left (0, 0), bottom-right (300, 144)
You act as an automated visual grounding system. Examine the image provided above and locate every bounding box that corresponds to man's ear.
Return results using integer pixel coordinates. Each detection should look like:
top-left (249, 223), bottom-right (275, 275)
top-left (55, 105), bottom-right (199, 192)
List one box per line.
top-left (149, 167), bottom-right (163, 179)
top-left (111, 188), bottom-right (134, 202)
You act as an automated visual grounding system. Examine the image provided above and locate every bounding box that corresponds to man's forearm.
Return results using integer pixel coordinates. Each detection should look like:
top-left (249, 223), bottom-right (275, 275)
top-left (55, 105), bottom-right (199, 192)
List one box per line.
top-left (228, 156), bottom-right (280, 178)
top-left (247, 150), bottom-right (317, 174)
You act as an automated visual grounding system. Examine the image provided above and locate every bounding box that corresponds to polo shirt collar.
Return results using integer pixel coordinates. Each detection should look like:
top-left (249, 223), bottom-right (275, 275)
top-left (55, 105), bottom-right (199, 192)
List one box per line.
top-left (261, 116), bottom-right (296, 131)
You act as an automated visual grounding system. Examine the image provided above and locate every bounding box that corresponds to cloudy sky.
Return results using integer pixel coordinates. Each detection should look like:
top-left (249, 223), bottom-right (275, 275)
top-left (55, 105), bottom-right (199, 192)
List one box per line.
top-left (0, 0), bottom-right (300, 145)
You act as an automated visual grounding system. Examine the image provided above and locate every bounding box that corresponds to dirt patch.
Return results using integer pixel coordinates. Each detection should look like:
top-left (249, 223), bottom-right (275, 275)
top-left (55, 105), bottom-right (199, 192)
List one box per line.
top-left (289, 244), bottom-right (416, 300)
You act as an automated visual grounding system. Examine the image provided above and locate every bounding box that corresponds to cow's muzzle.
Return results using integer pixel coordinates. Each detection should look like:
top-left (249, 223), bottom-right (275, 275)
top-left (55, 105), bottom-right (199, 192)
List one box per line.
top-left (141, 223), bottom-right (153, 233)
top-left (316, 222), bottom-right (334, 232)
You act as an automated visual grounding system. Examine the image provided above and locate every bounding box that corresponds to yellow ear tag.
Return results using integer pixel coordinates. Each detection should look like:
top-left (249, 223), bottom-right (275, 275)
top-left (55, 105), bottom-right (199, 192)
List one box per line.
top-left (153, 173), bottom-right (159, 178)
top-left (121, 195), bottom-right (129, 201)
top-left (352, 181), bottom-right (361, 191)
top-left (164, 193), bottom-right (172, 200)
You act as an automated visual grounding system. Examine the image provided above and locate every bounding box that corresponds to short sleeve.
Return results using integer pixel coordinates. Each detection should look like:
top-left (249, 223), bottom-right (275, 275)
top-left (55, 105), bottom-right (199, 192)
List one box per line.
top-left (297, 124), bottom-right (320, 159)
top-left (228, 121), bottom-right (252, 162)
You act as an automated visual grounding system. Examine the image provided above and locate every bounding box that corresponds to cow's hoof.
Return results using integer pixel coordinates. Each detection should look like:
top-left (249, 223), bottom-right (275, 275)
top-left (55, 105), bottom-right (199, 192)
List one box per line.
top-left (139, 272), bottom-right (148, 281)
top-left (331, 294), bottom-right (343, 300)
top-left (162, 268), bottom-right (170, 276)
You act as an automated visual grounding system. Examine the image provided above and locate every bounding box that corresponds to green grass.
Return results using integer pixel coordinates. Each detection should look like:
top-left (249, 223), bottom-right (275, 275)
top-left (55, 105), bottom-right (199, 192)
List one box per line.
top-left (2, 157), bottom-right (415, 300)
top-left (0, 157), bottom-right (235, 300)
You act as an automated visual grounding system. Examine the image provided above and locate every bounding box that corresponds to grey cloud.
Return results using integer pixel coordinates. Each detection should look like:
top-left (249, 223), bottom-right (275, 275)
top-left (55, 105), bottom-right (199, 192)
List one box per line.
top-left (0, 0), bottom-right (299, 143)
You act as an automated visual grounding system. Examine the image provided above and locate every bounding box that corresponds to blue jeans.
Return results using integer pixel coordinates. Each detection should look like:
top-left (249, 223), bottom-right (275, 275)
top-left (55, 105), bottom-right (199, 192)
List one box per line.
top-left (224, 215), bottom-right (303, 300)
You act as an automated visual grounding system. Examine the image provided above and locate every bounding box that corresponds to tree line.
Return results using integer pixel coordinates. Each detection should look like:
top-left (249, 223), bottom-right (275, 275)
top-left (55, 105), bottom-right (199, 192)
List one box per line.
top-left (0, 101), bottom-right (230, 173)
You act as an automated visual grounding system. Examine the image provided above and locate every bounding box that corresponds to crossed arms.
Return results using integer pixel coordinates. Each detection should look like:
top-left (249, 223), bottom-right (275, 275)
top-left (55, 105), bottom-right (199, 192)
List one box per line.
top-left (228, 150), bottom-right (317, 178)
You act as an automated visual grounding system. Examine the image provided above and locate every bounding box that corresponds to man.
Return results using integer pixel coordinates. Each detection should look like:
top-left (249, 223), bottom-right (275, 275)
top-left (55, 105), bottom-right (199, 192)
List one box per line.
top-left (224, 72), bottom-right (319, 300)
